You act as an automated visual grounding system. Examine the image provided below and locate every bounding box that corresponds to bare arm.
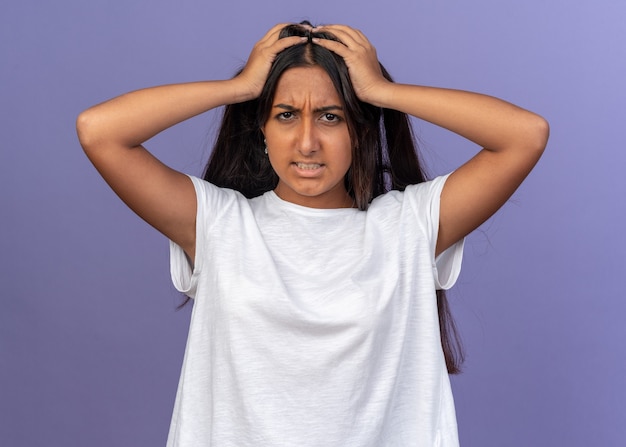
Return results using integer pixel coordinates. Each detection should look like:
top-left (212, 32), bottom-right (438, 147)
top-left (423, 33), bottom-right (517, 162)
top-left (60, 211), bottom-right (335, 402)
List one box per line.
top-left (77, 81), bottom-right (250, 262)
top-left (76, 26), bottom-right (306, 264)
top-left (373, 84), bottom-right (549, 256)
top-left (314, 25), bottom-right (549, 256)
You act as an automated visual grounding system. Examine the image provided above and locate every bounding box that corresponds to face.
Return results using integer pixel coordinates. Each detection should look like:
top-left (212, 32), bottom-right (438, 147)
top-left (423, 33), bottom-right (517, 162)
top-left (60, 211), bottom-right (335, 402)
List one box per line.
top-left (262, 65), bottom-right (353, 209)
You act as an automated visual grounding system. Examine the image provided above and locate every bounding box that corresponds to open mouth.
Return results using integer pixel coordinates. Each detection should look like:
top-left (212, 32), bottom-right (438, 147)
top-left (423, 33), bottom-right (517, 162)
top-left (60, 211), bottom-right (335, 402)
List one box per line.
top-left (294, 162), bottom-right (324, 170)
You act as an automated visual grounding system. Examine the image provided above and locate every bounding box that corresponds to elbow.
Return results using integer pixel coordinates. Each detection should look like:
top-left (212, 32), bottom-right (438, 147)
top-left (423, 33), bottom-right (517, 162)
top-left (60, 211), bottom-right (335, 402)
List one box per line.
top-left (512, 113), bottom-right (549, 163)
top-left (529, 113), bottom-right (550, 157)
top-left (76, 109), bottom-right (96, 154)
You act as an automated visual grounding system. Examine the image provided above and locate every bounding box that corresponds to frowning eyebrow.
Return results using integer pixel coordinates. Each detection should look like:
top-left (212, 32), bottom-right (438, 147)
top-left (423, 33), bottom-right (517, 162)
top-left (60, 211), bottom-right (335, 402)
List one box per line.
top-left (273, 103), bottom-right (344, 113)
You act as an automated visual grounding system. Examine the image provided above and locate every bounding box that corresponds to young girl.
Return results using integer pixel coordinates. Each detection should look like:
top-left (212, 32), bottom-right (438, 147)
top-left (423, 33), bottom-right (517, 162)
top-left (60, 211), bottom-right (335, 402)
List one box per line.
top-left (77, 22), bottom-right (548, 447)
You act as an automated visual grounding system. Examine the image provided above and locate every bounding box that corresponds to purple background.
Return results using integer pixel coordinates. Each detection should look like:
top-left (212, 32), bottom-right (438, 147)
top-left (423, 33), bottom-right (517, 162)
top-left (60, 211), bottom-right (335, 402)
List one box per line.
top-left (2, 0), bottom-right (625, 445)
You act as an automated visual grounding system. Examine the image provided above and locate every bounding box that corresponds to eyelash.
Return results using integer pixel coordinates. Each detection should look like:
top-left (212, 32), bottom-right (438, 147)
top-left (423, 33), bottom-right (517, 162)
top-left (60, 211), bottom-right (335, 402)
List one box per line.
top-left (277, 112), bottom-right (294, 120)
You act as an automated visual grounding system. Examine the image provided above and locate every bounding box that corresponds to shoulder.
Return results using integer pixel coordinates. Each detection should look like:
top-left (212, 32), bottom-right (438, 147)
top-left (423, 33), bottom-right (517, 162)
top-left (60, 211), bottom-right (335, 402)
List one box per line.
top-left (188, 176), bottom-right (249, 206)
top-left (370, 174), bottom-right (451, 210)
top-left (404, 175), bottom-right (451, 197)
top-left (189, 176), bottom-right (260, 231)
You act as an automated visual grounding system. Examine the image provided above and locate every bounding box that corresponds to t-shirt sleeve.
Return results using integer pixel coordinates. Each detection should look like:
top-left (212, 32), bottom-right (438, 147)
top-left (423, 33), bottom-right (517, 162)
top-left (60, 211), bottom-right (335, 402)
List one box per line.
top-left (169, 175), bottom-right (235, 298)
top-left (406, 174), bottom-right (465, 290)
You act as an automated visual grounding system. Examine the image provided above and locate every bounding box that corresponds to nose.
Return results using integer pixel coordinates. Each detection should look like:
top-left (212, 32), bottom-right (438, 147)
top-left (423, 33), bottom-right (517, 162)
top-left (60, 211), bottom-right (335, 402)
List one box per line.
top-left (297, 118), bottom-right (319, 156)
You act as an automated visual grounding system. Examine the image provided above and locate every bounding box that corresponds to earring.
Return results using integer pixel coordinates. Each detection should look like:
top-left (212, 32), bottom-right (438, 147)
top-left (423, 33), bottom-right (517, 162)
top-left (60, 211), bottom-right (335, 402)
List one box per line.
top-left (263, 139), bottom-right (268, 155)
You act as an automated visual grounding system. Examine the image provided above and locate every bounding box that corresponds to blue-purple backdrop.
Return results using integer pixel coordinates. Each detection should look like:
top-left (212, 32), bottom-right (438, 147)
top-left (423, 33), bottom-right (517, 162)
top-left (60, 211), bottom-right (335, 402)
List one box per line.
top-left (2, 0), bottom-right (625, 445)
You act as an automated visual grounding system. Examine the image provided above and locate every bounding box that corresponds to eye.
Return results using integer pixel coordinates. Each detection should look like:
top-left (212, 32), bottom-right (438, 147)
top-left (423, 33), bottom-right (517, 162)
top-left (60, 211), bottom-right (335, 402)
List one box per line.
top-left (276, 111), bottom-right (294, 121)
top-left (321, 113), bottom-right (341, 123)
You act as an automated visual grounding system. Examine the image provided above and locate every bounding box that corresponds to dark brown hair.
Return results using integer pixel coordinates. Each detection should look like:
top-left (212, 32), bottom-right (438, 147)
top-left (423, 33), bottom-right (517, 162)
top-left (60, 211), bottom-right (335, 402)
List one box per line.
top-left (203, 22), bottom-right (464, 373)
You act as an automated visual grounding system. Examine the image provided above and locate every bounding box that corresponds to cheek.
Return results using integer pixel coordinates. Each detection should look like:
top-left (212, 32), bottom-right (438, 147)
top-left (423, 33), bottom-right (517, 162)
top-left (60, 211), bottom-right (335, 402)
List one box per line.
top-left (342, 147), bottom-right (352, 168)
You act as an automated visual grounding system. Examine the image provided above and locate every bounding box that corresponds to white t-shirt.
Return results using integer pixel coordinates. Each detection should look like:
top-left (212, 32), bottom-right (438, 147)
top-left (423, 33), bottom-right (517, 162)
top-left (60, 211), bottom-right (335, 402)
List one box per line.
top-left (168, 174), bottom-right (464, 447)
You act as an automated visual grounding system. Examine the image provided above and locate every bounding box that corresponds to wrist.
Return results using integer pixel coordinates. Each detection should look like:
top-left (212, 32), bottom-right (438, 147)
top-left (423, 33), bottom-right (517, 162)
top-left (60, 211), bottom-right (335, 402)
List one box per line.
top-left (361, 80), bottom-right (396, 108)
top-left (228, 76), bottom-right (261, 104)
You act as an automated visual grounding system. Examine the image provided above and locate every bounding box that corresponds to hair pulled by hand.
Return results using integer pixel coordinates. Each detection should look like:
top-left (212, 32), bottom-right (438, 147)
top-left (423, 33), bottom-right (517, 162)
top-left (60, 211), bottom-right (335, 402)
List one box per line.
top-left (270, 22), bottom-right (389, 106)
top-left (278, 21), bottom-right (341, 44)
top-left (309, 24), bottom-right (390, 106)
top-left (236, 23), bottom-right (307, 101)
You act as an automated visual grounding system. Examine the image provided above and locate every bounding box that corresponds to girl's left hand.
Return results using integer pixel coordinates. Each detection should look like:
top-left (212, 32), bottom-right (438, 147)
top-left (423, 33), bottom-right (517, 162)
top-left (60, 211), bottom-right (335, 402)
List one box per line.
top-left (312, 25), bottom-right (391, 106)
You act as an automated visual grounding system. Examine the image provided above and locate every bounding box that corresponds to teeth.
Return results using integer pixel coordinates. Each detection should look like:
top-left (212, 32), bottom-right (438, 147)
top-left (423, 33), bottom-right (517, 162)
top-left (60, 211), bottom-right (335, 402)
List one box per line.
top-left (295, 162), bottom-right (322, 170)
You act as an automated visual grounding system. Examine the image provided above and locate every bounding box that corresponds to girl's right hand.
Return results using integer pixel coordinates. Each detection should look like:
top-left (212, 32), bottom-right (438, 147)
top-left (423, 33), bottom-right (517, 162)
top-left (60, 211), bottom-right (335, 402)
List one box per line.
top-left (234, 23), bottom-right (307, 101)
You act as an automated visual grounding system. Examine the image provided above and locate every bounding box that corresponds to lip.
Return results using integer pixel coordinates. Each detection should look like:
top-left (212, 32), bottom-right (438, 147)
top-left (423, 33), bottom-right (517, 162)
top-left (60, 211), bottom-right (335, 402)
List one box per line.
top-left (291, 162), bottom-right (325, 177)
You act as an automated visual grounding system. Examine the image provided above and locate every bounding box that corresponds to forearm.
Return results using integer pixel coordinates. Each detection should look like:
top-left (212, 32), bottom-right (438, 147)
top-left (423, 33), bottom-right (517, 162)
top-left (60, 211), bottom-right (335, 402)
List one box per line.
top-left (371, 83), bottom-right (549, 153)
top-left (77, 79), bottom-right (250, 150)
